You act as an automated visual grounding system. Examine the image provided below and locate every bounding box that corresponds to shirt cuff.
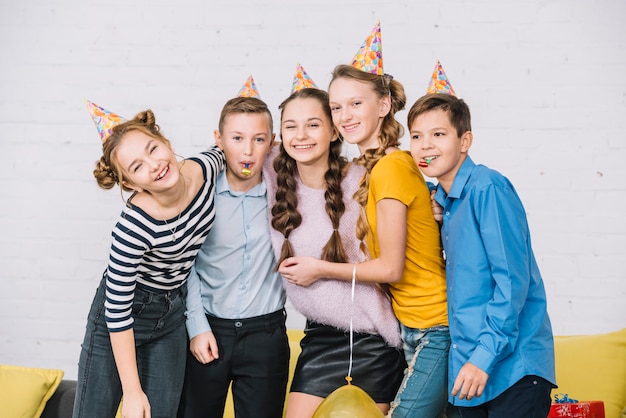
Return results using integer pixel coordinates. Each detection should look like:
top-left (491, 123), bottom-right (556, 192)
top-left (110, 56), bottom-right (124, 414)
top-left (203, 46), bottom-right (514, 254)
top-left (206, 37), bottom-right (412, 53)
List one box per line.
top-left (468, 345), bottom-right (497, 375)
top-left (185, 313), bottom-right (212, 340)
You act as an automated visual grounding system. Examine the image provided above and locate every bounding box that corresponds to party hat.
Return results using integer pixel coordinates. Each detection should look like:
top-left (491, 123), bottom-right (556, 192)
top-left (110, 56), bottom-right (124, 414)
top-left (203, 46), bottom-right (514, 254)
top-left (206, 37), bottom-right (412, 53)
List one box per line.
top-left (351, 20), bottom-right (383, 75)
top-left (85, 100), bottom-right (125, 141)
top-left (237, 75), bottom-right (261, 98)
top-left (427, 60), bottom-right (456, 96)
top-left (291, 63), bottom-right (318, 93)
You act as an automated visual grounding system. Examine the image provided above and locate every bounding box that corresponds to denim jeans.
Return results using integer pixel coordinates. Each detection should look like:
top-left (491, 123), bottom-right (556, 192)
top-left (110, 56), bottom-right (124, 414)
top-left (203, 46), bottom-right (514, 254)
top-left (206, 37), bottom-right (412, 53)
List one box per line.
top-left (73, 275), bottom-right (188, 418)
top-left (389, 324), bottom-right (451, 418)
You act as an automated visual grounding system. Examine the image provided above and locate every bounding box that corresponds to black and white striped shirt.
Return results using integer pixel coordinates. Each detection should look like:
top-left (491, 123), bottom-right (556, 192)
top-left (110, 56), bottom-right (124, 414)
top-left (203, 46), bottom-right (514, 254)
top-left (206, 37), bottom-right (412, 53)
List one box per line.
top-left (104, 147), bottom-right (224, 332)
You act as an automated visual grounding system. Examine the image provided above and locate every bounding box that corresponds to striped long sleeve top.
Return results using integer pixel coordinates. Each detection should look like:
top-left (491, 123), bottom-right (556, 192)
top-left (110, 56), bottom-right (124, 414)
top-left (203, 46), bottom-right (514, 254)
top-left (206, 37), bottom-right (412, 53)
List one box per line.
top-left (104, 146), bottom-right (224, 332)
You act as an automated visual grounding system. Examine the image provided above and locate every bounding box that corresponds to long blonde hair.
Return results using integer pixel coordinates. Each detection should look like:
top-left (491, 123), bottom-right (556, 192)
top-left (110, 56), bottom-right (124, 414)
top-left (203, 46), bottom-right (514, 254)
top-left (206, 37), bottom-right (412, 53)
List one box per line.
top-left (329, 65), bottom-right (407, 252)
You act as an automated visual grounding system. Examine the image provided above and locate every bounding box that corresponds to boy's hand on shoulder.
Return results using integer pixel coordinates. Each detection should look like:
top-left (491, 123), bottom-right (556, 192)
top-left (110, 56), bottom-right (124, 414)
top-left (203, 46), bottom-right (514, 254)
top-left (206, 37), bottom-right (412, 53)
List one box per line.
top-left (451, 362), bottom-right (488, 401)
top-left (190, 331), bottom-right (219, 364)
top-left (431, 189), bottom-right (443, 224)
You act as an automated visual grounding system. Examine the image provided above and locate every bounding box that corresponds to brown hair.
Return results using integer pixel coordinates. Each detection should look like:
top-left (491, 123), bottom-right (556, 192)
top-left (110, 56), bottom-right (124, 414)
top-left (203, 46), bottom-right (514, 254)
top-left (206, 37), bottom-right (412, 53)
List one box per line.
top-left (329, 64), bottom-right (407, 251)
top-left (93, 109), bottom-right (171, 192)
top-left (218, 96), bottom-right (273, 134)
top-left (271, 88), bottom-right (349, 267)
top-left (407, 93), bottom-right (472, 137)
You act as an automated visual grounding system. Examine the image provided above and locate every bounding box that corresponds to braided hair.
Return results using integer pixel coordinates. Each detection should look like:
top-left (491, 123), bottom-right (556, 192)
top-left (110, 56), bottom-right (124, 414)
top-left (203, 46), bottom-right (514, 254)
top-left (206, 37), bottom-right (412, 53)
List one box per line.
top-left (271, 88), bottom-right (349, 267)
top-left (329, 64), bottom-right (406, 253)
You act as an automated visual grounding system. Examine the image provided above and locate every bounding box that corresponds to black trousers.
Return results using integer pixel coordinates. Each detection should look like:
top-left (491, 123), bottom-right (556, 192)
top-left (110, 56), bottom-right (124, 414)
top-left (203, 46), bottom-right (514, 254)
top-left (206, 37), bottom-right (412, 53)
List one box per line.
top-left (178, 309), bottom-right (290, 418)
top-left (454, 375), bottom-right (553, 418)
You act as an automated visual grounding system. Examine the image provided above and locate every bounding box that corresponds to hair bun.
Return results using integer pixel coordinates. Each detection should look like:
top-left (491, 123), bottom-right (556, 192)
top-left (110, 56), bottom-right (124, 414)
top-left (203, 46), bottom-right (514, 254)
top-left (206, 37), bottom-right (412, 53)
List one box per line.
top-left (93, 157), bottom-right (118, 190)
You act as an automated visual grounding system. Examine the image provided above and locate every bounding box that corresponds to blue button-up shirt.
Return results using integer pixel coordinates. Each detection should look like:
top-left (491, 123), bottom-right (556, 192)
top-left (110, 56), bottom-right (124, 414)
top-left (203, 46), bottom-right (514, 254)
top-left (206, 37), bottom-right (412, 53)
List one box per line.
top-left (185, 171), bottom-right (285, 339)
top-left (435, 156), bottom-right (556, 406)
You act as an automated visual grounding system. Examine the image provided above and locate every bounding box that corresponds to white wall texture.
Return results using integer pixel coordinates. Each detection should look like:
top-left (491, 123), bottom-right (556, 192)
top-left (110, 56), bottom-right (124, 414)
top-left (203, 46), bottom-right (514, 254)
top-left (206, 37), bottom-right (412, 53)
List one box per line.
top-left (0, 0), bottom-right (624, 380)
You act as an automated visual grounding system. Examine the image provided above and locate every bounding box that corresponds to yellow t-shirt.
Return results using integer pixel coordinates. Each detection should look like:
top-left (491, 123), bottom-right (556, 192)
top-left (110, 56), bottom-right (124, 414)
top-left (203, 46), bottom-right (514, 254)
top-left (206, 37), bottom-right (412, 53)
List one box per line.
top-left (365, 151), bottom-right (448, 329)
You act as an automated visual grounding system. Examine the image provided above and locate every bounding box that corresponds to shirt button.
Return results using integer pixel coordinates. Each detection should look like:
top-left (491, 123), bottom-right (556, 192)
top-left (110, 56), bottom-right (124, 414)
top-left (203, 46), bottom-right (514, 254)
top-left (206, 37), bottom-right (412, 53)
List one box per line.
top-left (235, 321), bottom-right (243, 327)
top-left (452, 344), bottom-right (457, 349)
top-left (446, 211), bottom-right (450, 216)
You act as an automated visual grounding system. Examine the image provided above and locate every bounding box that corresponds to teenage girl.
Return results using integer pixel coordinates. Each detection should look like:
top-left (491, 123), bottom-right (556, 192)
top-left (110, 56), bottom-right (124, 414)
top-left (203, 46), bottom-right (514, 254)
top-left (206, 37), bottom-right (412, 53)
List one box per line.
top-left (277, 66), bottom-right (451, 417)
top-left (73, 109), bottom-right (224, 418)
top-left (267, 87), bottom-right (405, 418)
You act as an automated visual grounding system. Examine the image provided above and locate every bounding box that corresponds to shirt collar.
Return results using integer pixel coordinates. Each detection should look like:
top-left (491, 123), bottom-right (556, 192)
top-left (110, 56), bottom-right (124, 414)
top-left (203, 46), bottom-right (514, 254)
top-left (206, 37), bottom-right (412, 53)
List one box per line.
top-left (216, 170), bottom-right (267, 197)
top-left (435, 155), bottom-right (476, 204)
top-left (448, 155), bottom-right (476, 199)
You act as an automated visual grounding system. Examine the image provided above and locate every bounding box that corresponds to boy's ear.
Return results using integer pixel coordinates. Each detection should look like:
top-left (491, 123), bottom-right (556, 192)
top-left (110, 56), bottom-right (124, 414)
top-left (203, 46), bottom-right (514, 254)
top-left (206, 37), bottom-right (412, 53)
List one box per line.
top-left (213, 129), bottom-right (224, 150)
top-left (461, 131), bottom-right (473, 153)
top-left (269, 132), bottom-right (276, 147)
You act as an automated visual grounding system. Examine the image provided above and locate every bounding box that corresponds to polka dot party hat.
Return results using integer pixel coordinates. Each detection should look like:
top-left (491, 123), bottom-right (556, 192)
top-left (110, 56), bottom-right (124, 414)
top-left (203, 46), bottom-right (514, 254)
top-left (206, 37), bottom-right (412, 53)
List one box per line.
top-left (85, 100), bottom-right (125, 141)
top-left (351, 20), bottom-right (383, 75)
top-left (237, 75), bottom-right (261, 98)
top-left (291, 63), bottom-right (318, 94)
top-left (426, 60), bottom-right (456, 96)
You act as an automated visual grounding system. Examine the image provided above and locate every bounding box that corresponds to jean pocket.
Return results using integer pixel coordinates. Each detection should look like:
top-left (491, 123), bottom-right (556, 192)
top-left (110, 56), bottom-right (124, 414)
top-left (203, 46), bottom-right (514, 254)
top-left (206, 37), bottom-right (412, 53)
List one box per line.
top-left (132, 300), bottom-right (147, 316)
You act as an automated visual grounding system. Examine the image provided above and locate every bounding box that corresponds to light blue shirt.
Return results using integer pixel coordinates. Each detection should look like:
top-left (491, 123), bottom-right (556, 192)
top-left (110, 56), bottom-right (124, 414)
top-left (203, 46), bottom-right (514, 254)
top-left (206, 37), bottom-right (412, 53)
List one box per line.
top-left (185, 170), bottom-right (286, 339)
top-left (435, 156), bottom-right (556, 406)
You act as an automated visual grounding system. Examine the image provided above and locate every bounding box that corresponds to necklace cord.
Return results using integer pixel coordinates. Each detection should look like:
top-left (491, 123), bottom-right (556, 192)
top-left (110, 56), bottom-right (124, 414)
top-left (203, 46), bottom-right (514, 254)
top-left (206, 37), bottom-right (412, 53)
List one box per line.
top-left (157, 174), bottom-right (187, 241)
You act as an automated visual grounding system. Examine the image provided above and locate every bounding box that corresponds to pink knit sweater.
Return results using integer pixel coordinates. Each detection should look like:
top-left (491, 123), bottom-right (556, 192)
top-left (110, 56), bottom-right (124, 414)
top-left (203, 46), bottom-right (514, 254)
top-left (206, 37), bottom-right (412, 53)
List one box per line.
top-left (265, 151), bottom-right (401, 347)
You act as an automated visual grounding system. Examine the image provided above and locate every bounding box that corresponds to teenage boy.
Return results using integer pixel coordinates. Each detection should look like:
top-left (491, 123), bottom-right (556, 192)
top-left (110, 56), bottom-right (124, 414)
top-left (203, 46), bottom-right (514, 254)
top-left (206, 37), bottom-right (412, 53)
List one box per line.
top-left (407, 93), bottom-right (556, 418)
top-left (179, 96), bottom-right (288, 418)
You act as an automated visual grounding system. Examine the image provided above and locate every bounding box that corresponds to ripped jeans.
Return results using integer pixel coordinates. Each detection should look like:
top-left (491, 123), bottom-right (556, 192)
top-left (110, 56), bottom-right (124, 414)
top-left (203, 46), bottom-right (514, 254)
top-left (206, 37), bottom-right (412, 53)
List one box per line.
top-left (389, 324), bottom-right (451, 418)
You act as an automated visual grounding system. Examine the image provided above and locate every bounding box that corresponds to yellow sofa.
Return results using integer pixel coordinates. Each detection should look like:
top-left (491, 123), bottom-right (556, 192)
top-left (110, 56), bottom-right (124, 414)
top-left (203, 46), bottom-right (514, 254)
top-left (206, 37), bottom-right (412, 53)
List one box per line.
top-left (223, 328), bottom-right (626, 418)
top-left (4, 329), bottom-right (624, 417)
top-left (552, 328), bottom-right (626, 418)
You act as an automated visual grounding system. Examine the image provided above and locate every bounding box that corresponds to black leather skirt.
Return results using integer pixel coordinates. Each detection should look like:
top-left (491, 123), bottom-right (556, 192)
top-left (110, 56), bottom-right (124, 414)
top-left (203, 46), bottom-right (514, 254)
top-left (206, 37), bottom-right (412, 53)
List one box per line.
top-left (290, 321), bottom-right (406, 403)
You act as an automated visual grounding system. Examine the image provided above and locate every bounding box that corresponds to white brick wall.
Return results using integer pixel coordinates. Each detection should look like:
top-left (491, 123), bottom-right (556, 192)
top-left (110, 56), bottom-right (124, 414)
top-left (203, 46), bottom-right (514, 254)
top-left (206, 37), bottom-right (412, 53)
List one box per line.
top-left (1, 0), bottom-right (624, 380)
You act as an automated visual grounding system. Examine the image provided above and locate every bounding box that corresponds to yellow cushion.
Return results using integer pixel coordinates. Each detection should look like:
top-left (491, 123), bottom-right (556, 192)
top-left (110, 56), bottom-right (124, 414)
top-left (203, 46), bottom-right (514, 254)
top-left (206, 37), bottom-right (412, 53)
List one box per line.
top-left (223, 329), bottom-right (304, 418)
top-left (0, 364), bottom-right (64, 418)
top-left (553, 328), bottom-right (626, 418)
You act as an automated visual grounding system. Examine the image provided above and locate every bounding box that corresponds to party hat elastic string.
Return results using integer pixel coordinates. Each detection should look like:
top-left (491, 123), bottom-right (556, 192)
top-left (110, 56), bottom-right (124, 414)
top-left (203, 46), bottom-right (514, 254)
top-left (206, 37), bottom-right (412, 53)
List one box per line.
top-left (346, 262), bottom-right (358, 384)
top-left (311, 261), bottom-right (384, 416)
